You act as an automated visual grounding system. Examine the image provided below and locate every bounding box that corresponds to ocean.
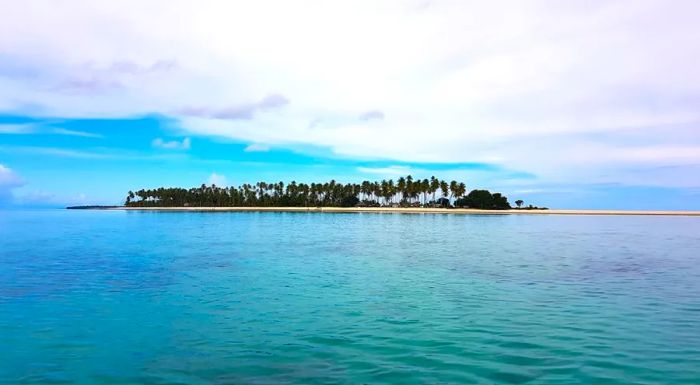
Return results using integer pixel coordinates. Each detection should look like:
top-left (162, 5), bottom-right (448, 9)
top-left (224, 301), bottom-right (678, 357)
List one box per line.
top-left (1, 210), bottom-right (699, 384)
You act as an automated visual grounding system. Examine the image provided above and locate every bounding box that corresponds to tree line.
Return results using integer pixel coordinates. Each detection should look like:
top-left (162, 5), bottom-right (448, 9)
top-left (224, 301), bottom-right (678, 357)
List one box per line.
top-left (125, 175), bottom-right (513, 209)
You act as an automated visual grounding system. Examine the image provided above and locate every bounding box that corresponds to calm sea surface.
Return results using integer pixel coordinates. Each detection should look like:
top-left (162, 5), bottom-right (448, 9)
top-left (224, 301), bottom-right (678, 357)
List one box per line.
top-left (1, 210), bottom-right (699, 384)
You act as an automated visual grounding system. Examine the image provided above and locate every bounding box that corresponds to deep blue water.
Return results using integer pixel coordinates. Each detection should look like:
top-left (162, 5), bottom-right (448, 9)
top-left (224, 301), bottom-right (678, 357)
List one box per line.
top-left (1, 210), bottom-right (699, 384)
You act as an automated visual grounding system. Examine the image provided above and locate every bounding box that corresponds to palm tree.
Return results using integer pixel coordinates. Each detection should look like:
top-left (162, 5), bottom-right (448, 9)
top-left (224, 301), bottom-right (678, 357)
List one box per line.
top-left (124, 176), bottom-right (511, 210)
top-left (387, 179), bottom-right (395, 204)
top-left (515, 199), bottom-right (524, 208)
top-left (397, 177), bottom-right (406, 203)
top-left (430, 176), bottom-right (439, 203)
top-left (454, 182), bottom-right (466, 205)
top-left (421, 179), bottom-right (429, 206)
top-left (372, 181), bottom-right (380, 204)
top-left (449, 180), bottom-right (458, 204)
top-left (360, 181), bottom-right (370, 202)
top-left (439, 180), bottom-right (449, 199)
top-left (405, 175), bottom-right (414, 204)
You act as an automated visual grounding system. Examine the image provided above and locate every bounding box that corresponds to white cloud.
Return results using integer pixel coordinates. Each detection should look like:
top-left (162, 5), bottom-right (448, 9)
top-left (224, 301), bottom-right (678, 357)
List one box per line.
top-left (52, 128), bottom-right (103, 138)
top-left (357, 165), bottom-right (415, 176)
top-left (513, 189), bottom-right (546, 195)
top-left (11, 190), bottom-right (104, 208)
top-left (0, 123), bottom-right (102, 137)
top-left (0, 123), bottom-right (36, 134)
top-left (207, 172), bottom-right (227, 186)
top-left (0, 164), bottom-right (23, 186)
top-left (152, 137), bottom-right (191, 150)
top-left (244, 143), bottom-right (271, 152)
top-left (358, 110), bottom-right (385, 121)
top-left (180, 94), bottom-right (289, 120)
top-left (0, 164), bottom-right (25, 205)
top-left (14, 190), bottom-right (57, 205)
top-left (0, 146), bottom-right (112, 159)
top-left (1, 1), bottom-right (700, 186)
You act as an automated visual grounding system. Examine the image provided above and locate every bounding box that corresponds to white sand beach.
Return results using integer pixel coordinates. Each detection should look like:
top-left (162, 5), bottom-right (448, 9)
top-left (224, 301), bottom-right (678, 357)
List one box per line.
top-left (111, 207), bottom-right (700, 216)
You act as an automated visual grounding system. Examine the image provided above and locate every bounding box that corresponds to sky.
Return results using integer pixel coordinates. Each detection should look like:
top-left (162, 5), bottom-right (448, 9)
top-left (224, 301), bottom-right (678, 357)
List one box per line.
top-left (1, 0), bottom-right (699, 209)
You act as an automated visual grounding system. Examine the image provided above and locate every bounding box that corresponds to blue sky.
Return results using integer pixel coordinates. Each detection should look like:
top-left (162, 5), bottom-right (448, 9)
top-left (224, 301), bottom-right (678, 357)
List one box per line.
top-left (2, 113), bottom-right (697, 209)
top-left (1, 1), bottom-right (700, 209)
top-left (0, 114), bottom-right (543, 207)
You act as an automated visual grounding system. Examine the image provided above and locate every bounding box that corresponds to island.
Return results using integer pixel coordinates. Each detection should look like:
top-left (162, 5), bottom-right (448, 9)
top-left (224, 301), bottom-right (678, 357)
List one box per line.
top-left (65, 175), bottom-right (700, 216)
top-left (122, 176), bottom-right (520, 210)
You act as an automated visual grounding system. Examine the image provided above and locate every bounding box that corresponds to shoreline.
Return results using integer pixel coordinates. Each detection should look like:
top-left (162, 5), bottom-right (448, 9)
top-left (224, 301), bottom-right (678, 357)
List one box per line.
top-left (92, 207), bottom-right (700, 216)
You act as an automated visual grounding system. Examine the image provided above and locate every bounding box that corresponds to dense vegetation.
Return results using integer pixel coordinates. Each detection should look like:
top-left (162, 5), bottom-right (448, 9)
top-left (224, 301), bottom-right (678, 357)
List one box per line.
top-left (125, 176), bottom-right (513, 209)
top-left (454, 190), bottom-right (511, 210)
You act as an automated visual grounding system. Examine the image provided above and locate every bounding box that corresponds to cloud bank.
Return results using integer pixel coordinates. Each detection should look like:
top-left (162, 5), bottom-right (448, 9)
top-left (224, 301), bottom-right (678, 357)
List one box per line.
top-left (1, 0), bottom-right (700, 188)
top-left (207, 173), bottom-right (227, 186)
top-left (244, 143), bottom-right (271, 152)
top-left (0, 164), bottom-right (24, 205)
top-left (152, 137), bottom-right (191, 150)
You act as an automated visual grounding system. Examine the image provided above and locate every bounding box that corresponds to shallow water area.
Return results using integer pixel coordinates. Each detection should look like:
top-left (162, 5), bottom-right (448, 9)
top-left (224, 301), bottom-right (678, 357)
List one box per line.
top-left (1, 210), bottom-right (699, 384)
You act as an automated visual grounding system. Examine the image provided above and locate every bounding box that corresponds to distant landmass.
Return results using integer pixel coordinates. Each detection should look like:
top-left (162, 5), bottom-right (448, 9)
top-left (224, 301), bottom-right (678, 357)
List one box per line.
top-left (122, 175), bottom-right (544, 210)
top-left (66, 205), bottom-right (120, 210)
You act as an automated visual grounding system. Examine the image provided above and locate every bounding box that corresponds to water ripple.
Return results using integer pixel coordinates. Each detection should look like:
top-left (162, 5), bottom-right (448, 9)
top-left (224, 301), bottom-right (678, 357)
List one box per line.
top-left (1, 211), bottom-right (700, 384)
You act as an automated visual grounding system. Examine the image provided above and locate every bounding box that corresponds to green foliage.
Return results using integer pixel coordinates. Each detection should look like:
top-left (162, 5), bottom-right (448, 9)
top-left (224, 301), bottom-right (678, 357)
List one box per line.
top-left (124, 177), bottom-right (514, 209)
top-left (340, 195), bottom-right (360, 207)
top-left (454, 189), bottom-right (512, 210)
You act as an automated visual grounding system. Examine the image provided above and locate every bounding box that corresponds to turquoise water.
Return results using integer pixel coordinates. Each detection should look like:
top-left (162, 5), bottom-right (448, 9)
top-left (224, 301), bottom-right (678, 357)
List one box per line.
top-left (1, 210), bottom-right (699, 384)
